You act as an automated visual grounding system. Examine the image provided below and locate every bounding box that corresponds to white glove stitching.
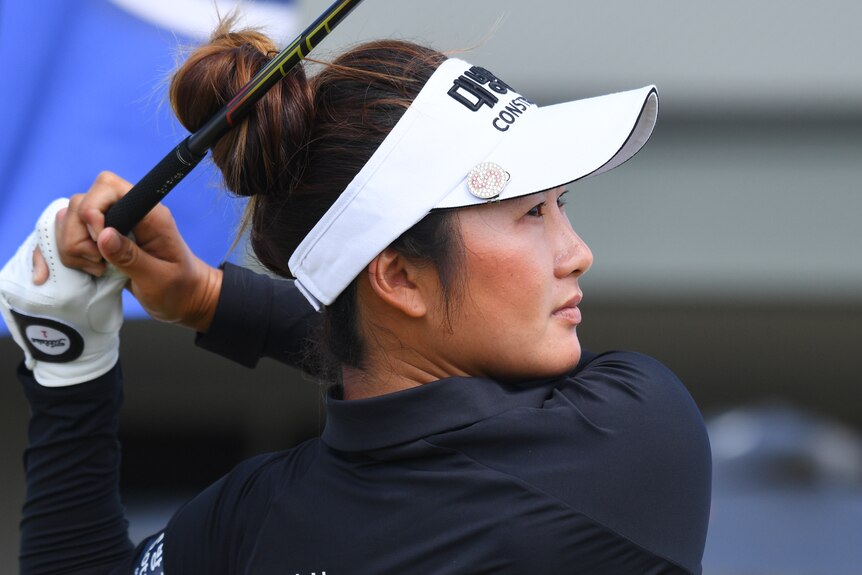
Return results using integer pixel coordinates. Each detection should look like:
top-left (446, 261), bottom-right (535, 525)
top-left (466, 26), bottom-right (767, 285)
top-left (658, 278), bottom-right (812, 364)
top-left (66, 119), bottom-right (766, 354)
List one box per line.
top-left (0, 199), bottom-right (128, 387)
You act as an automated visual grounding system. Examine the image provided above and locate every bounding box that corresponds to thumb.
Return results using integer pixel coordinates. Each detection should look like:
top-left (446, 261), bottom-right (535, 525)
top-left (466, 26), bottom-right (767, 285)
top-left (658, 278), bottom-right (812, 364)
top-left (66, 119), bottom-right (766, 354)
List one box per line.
top-left (97, 228), bottom-right (146, 274)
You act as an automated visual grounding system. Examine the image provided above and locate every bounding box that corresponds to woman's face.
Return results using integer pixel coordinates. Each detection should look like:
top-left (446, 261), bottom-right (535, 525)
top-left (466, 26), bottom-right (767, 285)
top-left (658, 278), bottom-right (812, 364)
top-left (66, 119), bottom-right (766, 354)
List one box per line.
top-left (428, 186), bottom-right (593, 381)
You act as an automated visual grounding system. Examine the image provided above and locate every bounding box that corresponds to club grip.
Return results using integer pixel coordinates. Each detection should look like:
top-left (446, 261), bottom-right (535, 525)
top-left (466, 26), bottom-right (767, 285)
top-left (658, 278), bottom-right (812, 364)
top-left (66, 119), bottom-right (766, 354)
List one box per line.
top-left (104, 139), bottom-right (205, 235)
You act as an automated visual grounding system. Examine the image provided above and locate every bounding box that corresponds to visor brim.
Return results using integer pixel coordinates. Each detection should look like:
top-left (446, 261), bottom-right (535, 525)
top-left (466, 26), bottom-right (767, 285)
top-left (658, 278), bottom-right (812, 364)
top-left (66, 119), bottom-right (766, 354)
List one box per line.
top-left (434, 86), bottom-right (658, 209)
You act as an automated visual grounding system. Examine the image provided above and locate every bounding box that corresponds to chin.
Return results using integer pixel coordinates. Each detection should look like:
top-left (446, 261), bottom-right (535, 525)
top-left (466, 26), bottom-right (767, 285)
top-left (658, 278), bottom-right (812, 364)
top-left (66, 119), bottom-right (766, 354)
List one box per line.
top-left (513, 344), bottom-right (582, 382)
top-left (548, 339), bottom-right (583, 375)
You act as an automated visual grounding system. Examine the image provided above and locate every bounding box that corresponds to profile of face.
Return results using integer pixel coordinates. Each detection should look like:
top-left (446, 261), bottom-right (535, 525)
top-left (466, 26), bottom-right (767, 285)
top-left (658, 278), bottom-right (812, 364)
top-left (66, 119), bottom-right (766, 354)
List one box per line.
top-left (425, 186), bottom-right (593, 382)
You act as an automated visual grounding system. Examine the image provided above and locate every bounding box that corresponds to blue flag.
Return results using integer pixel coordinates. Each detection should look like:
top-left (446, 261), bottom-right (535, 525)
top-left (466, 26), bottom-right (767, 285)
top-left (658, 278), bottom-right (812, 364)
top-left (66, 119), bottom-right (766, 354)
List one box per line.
top-left (0, 0), bottom-right (297, 333)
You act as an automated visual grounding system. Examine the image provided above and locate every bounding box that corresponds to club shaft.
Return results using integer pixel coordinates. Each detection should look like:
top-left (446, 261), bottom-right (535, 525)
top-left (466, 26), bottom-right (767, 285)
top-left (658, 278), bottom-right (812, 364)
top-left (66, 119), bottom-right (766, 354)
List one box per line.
top-left (104, 0), bottom-right (365, 235)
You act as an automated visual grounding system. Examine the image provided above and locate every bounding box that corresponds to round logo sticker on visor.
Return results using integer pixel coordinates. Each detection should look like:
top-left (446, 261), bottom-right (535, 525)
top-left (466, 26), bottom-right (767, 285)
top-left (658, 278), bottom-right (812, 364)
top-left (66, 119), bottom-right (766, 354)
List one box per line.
top-left (467, 162), bottom-right (510, 200)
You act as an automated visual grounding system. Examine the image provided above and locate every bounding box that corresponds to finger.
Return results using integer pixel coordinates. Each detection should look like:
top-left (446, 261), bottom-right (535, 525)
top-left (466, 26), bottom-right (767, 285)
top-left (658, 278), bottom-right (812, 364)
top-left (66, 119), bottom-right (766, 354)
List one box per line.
top-left (97, 227), bottom-right (157, 279)
top-left (57, 208), bottom-right (101, 262)
top-left (58, 170), bottom-right (131, 268)
top-left (32, 247), bottom-right (49, 285)
top-left (79, 171), bottom-right (133, 240)
top-left (52, 251), bottom-right (107, 277)
top-left (131, 202), bottom-right (179, 246)
top-left (55, 205), bottom-right (103, 267)
top-left (79, 260), bottom-right (108, 278)
top-left (123, 202), bottom-right (190, 272)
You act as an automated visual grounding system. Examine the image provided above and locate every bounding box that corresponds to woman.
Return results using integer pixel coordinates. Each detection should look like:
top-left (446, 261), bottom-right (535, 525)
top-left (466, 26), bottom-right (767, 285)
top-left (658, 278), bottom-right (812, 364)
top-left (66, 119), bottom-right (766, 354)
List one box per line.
top-left (1, 24), bottom-right (711, 575)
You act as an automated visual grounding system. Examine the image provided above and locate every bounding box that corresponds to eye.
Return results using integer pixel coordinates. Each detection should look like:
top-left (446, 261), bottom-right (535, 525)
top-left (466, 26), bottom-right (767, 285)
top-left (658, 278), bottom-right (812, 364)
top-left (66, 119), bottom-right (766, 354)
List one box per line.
top-left (557, 190), bottom-right (569, 209)
top-left (526, 190), bottom-right (569, 218)
top-left (526, 202), bottom-right (546, 217)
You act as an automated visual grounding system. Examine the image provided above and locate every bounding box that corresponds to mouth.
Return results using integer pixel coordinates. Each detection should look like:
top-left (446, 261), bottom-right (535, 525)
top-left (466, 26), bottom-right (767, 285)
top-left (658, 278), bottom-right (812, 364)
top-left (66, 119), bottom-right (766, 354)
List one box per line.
top-left (552, 293), bottom-right (583, 325)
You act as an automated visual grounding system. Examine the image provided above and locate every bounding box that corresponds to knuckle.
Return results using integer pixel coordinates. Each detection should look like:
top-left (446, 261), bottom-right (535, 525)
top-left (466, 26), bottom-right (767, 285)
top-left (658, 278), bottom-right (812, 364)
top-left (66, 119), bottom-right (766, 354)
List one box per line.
top-left (115, 243), bottom-right (137, 267)
top-left (95, 171), bottom-right (117, 186)
top-left (58, 252), bottom-right (76, 268)
top-left (61, 244), bottom-right (83, 260)
top-left (147, 203), bottom-right (176, 227)
top-left (89, 171), bottom-right (131, 205)
top-left (89, 264), bottom-right (107, 278)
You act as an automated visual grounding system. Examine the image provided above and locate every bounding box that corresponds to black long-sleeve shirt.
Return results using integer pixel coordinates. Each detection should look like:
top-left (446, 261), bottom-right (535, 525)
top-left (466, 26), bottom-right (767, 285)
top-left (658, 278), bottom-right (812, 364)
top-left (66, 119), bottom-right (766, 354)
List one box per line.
top-left (18, 263), bottom-right (711, 574)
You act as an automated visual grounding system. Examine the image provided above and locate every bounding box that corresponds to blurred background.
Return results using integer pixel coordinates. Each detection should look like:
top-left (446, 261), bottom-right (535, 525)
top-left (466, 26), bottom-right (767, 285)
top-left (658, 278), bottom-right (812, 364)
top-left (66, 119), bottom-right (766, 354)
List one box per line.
top-left (1, 0), bottom-right (860, 572)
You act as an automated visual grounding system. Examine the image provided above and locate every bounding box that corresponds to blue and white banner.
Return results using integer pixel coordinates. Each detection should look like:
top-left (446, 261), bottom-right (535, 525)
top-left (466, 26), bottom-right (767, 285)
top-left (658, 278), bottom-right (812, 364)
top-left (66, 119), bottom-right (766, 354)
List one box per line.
top-left (0, 0), bottom-right (297, 333)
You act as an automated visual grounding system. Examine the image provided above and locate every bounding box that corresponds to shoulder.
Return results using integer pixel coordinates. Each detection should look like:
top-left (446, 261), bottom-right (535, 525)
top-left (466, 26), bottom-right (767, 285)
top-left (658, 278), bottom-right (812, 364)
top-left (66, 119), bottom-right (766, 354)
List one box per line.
top-left (563, 349), bottom-right (711, 472)
top-left (412, 349), bottom-right (712, 572)
top-left (574, 349), bottom-right (682, 388)
top-left (562, 350), bottom-right (699, 425)
top-left (547, 350), bottom-right (712, 571)
top-left (163, 439), bottom-right (320, 573)
top-left (553, 350), bottom-right (710, 475)
top-left (454, 350), bottom-right (711, 572)
top-left (174, 439), bottom-right (319, 519)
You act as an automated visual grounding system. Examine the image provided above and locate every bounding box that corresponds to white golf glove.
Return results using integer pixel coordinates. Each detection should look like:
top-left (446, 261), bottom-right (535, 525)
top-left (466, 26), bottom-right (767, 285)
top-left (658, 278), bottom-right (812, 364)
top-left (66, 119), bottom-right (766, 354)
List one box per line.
top-left (0, 198), bottom-right (127, 387)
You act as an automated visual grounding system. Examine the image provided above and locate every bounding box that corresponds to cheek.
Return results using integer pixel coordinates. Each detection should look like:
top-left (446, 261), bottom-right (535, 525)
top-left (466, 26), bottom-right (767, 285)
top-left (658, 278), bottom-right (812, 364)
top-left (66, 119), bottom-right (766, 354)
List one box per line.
top-left (464, 250), bottom-right (548, 327)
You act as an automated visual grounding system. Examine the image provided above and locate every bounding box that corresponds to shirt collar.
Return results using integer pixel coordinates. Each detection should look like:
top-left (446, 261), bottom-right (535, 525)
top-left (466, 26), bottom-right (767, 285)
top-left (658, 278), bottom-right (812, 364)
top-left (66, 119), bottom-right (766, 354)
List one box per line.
top-left (322, 375), bottom-right (553, 452)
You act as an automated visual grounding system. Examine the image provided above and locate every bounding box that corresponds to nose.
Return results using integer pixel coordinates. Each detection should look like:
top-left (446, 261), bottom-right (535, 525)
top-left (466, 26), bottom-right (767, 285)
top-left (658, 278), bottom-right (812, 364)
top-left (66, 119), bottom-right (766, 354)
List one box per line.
top-left (553, 212), bottom-right (593, 279)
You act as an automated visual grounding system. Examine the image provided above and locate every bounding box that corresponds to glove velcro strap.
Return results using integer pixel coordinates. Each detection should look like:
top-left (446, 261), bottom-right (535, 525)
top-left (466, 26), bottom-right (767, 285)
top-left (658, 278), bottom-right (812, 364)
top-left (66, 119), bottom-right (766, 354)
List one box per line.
top-left (9, 309), bottom-right (84, 363)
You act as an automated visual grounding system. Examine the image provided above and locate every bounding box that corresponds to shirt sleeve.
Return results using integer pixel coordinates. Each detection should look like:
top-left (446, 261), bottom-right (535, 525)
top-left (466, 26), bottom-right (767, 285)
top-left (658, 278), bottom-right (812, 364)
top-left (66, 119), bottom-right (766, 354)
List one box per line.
top-left (125, 532), bottom-right (165, 575)
top-left (446, 350), bottom-right (712, 574)
top-left (17, 362), bottom-right (135, 575)
top-left (194, 263), bottom-right (322, 373)
top-left (561, 351), bottom-right (712, 573)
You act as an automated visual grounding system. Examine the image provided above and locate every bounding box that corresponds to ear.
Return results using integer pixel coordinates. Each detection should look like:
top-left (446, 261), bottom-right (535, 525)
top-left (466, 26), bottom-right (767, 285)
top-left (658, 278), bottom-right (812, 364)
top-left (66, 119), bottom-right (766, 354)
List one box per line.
top-left (366, 248), bottom-right (430, 318)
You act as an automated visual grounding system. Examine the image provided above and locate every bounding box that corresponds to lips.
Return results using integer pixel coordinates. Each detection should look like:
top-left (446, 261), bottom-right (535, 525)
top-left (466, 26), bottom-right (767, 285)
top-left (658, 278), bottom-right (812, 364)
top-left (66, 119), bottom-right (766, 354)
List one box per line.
top-left (552, 293), bottom-right (583, 324)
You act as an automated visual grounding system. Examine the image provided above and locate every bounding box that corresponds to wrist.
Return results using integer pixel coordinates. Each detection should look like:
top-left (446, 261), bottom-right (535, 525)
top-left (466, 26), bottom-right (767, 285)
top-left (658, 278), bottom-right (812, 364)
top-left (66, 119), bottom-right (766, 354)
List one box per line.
top-left (186, 264), bottom-right (223, 333)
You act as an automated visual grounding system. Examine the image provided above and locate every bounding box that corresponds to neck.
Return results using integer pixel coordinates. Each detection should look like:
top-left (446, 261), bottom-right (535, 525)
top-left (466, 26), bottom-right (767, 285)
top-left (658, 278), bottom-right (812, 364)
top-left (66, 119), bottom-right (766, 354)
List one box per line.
top-left (341, 358), bottom-right (429, 401)
top-left (342, 280), bottom-right (469, 400)
top-left (342, 328), bottom-right (470, 399)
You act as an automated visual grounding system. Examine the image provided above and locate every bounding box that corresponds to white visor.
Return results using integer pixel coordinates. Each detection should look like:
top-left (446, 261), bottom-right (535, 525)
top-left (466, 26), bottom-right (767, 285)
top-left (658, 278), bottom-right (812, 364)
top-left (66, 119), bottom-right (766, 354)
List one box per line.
top-left (289, 58), bottom-right (658, 310)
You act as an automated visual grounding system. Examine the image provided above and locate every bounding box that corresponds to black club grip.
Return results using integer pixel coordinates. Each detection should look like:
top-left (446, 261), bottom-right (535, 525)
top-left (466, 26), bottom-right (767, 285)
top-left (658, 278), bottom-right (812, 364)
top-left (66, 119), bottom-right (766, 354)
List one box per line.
top-left (104, 139), bottom-right (205, 235)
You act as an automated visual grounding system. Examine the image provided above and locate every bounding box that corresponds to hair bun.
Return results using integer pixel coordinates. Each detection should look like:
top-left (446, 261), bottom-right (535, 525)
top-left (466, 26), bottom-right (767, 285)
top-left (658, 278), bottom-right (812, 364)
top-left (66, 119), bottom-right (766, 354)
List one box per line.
top-left (169, 19), bottom-right (313, 197)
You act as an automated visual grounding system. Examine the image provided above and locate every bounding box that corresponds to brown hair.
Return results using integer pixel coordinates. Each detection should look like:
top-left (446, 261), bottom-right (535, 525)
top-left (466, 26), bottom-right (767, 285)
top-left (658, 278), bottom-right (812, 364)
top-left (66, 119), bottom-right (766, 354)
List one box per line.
top-left (170, 22), bottom-right (463, 371)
